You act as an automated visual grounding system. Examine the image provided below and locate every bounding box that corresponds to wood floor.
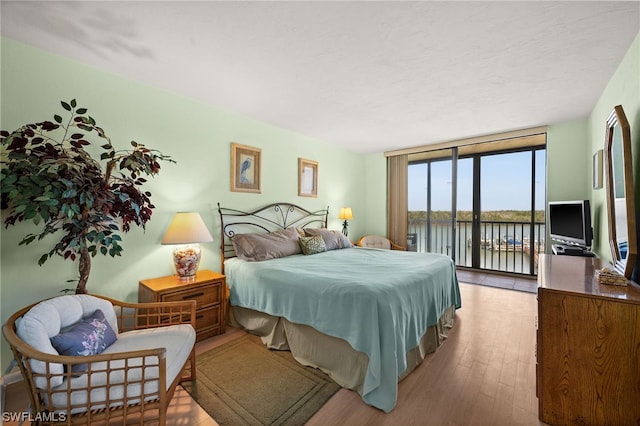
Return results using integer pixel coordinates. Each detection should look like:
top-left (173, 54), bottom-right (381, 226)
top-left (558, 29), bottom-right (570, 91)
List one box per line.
top-left (3, 282), bottom-right (546, 425)
top-left (307, 282), bottom-right (544, 426)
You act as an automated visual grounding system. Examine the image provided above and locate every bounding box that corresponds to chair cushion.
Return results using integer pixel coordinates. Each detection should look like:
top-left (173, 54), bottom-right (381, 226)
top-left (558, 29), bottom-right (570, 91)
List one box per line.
top-left (49, 324), bottom-right (196, 414)
top-left (50, 309), bottom-right (117, 372)
top-left (17, 295), bottom-right (118, 389)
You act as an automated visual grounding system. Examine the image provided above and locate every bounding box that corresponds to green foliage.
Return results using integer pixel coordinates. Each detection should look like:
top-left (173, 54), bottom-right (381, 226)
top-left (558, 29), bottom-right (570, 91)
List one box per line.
top-left (0, 99), bottom-right (174, 292)
top-left (409, 210), bottom-right (545, 223)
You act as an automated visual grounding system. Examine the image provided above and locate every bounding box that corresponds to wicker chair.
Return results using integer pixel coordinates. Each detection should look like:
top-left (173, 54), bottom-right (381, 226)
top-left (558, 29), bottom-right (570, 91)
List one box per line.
top-left (357, 235), bottom-right (406, 250)
top-left (2, 294), bottom-right (197, 425)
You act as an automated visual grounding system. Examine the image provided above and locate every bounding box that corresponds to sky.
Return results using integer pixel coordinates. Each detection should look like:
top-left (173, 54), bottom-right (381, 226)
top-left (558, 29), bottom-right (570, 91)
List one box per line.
top-left (408, 150), bottom-right (546, 211)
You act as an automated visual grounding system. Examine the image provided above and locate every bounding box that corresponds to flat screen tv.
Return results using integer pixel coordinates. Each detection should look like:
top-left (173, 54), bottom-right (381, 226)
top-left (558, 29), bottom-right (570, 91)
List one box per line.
top-left (548, 200), bottom-right (593, 249)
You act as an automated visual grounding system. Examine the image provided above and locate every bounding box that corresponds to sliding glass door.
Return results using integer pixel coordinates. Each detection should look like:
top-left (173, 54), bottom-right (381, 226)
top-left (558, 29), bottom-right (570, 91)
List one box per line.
top-left (408, 146), bottom-right (546, 276)
top-left (407, 149), bottom-right (456, 258)
top-left (477, 150), bottom-right (546, 274)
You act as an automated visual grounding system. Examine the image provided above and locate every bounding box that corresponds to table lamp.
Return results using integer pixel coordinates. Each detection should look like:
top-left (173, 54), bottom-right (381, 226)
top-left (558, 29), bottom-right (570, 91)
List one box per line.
top-left (339, 207), bottom-right (353, 236)
top-left (161, 212), bottom-right (213, 279)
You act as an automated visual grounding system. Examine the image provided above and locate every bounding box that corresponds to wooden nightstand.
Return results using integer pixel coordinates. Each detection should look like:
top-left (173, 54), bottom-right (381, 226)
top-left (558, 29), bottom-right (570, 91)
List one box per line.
top-left (138, 270), bottom-right (227, 342)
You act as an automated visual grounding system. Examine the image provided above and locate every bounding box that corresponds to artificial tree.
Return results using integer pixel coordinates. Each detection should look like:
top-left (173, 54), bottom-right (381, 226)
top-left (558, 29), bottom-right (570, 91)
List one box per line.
top-left (0, 99), bottom-right (174, 294)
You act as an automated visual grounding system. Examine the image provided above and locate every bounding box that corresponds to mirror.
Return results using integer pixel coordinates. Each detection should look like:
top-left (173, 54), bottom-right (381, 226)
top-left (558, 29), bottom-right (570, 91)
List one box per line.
top-left (604, 105), bottom-right (637, 279)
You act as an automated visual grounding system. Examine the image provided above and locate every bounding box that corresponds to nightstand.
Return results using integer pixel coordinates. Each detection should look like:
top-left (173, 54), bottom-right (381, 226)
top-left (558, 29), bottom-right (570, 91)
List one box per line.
top-left (138, 270), bottom-right (227, 341)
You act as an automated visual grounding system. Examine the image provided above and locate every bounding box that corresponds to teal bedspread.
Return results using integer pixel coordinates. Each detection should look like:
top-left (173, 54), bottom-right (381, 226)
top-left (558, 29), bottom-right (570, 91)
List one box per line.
top-left (224, 247), bottom-right (461, 412)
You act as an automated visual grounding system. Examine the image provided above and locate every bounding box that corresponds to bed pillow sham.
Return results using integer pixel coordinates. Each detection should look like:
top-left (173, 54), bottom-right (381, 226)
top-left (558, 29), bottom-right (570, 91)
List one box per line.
top-left (304, 228), bottom-right (353, 250)
top-left (232, 227), bottom-right (302, 261)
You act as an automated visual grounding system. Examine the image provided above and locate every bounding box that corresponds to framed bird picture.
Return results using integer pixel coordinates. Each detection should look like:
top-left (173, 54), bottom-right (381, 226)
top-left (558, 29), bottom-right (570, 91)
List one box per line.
top-left (231, 142), bottom-right (261, 193)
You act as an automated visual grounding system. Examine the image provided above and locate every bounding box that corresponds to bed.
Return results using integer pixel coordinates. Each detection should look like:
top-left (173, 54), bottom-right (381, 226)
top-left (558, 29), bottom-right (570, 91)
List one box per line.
top-left (218, 202), bottom-right (461, 413)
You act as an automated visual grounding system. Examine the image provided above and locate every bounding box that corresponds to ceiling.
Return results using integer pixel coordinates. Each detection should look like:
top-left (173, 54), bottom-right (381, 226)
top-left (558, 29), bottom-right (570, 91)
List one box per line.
top-left (2, 1), bottom-right (639, 154)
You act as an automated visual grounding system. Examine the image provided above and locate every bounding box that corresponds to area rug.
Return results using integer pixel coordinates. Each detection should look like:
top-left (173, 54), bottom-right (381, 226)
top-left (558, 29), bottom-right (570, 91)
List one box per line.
top-left (182, 334), bottom-right (340, 425)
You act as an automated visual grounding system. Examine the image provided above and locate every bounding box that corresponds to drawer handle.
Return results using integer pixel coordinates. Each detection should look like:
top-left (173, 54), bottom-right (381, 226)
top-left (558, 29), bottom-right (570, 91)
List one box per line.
top-left (183, 292), bottom-right (204, 300)
top-left (196, 314), bottom-right (204, 320)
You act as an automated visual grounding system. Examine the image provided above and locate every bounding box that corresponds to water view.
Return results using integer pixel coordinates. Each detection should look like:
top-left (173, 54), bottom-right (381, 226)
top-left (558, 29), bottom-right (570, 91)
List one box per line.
top-left (409, 149), bottom-right (547, 276)
top-left (408, 211), bottom-right (546, 275)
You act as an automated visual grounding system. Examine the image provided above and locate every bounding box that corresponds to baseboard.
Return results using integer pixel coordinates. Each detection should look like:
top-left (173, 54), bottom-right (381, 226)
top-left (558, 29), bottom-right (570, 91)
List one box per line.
top-left (1, 371), bottom-right (23, 387)
top-left (1, 371), bottom-right (24, 415)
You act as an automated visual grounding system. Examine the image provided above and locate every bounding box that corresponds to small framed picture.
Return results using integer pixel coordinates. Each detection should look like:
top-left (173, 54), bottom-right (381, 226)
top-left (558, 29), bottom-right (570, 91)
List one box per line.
top-left (593, 149), bottom-right (603, 189)
top-left (231, 143), bottom-right (261, 193)
top-left (298, 158), bottom-right (318, 198)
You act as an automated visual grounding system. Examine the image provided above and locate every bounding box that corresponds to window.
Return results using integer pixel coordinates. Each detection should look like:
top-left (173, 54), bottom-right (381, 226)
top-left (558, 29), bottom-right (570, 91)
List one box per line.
top-left (405, 133), bottom-right (546, 275)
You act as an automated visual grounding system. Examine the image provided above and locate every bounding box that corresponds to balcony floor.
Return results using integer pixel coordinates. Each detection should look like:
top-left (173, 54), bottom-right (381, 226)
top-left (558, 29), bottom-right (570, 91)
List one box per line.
top-left (456, 268), bottom-right (538, 294)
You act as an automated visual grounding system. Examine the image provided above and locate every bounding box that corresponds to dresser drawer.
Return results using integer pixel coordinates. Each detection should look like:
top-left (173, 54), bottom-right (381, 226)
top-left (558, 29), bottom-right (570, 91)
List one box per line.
top-left (161, 283), bottom-right (221, 306)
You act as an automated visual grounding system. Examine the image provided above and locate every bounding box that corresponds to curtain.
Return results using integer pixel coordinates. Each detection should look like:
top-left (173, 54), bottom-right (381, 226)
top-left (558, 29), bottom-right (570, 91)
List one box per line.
top-left (387, 154), bottom-right (408, 247)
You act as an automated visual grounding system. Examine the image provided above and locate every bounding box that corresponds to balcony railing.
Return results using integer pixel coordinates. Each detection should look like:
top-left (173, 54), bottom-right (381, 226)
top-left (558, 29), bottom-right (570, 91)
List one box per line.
top-left (407, 218), bottom-right (546, 275)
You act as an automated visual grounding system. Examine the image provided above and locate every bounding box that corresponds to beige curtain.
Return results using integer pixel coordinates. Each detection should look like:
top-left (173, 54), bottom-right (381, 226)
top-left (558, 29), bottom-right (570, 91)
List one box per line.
top-left (387, 154), bottom-right (408, 247)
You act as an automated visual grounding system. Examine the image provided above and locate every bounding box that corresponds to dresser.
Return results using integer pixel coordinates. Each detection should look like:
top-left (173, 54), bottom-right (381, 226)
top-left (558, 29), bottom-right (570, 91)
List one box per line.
top-left (138, 270), bottom-right (227, 342)
top-left (537, 254), bottom-right (640, 425)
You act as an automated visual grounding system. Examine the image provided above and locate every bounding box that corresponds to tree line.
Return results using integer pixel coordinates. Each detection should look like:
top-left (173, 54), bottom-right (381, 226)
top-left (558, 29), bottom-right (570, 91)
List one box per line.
top-left (409, 210), bottom-right (545, 222)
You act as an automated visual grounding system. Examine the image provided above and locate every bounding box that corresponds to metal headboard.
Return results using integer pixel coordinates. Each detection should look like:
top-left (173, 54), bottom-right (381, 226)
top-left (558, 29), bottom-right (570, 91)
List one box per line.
top-left (217, 202), bottom-right (329, 271)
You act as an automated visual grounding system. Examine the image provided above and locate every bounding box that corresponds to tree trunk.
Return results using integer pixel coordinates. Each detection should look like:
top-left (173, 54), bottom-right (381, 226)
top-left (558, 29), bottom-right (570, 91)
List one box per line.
top-left (76, 246), bottom-right (91, 294)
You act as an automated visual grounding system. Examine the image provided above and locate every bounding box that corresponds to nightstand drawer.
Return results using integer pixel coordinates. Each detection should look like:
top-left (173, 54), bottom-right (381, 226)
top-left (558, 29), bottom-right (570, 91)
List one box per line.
top-left (195, 305), bottom-right (220, 329)
top-left (139, 270), bottom-right (227, 342)
top-left (162, 284), bottom-right (221, 306)
top-left (197, 326), bottom-right (219, 342)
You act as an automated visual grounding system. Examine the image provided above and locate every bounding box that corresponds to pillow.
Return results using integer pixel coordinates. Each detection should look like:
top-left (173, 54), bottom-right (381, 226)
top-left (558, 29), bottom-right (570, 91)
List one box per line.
top-left (299, 235), bottom-right (327, 255)
top-left (50, 309), bottom-right (117, 372)
top-left (304, 228), bottom-right (353, 250)
top-left (232, 227), bottom-right (302, 261)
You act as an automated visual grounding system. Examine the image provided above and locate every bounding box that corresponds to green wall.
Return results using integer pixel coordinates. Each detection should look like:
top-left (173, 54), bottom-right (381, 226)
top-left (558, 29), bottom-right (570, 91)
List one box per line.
top-left (0, 38), bottom-right (368, 370)
top-left (546, 119), bottom-right (590, 204)
top-left (588, 31), bottom-right (640, 264)
top-left (363, 153), bottom-right (388, 235)
top-left (544, 119), bottom-right (590, 252)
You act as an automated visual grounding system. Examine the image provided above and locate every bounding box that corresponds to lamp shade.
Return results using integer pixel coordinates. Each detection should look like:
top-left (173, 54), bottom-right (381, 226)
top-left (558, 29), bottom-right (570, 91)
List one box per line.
top-left (161, 212), bottom-right (213, 245)
top-left (161, 212), bottom-right (213, 278)
top-left (338, 207), bottom-right (353, 220)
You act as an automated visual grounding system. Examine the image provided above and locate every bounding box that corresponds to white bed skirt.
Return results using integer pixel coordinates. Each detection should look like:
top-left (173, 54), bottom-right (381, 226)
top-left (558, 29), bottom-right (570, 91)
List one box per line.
top-left (229, 305), bottom-right (456, 397)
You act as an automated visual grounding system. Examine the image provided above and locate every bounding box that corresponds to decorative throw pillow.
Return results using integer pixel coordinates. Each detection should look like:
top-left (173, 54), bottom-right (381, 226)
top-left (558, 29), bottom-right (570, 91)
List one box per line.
top-left (50, 309), bottom-right (117, 372)
top-left (299, 235), bottom-right (327, 255)
top-left (304, 228), bottom-right (353, 250)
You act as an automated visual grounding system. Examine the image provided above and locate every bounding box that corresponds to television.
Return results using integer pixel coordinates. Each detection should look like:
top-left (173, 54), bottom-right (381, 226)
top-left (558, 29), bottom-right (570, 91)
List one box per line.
top-left (548, 200), bottom-right (593, 249)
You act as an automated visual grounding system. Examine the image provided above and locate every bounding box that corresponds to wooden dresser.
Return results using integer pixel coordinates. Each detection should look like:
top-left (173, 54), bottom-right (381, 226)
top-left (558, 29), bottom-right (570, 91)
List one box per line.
top-left (139, 270), bottom-right (227, 342)
top-left (537, 254), bottom-right (640, 425)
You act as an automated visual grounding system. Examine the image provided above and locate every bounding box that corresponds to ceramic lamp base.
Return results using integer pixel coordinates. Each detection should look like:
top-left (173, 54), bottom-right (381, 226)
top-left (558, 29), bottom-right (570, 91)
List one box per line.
top-left (172, 244), bottom-right (201, 279)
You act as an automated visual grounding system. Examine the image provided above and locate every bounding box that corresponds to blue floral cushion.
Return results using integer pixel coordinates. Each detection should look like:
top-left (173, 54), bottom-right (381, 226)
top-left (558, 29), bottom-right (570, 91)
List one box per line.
top-left (50, 309), bottom-right (117, 372)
